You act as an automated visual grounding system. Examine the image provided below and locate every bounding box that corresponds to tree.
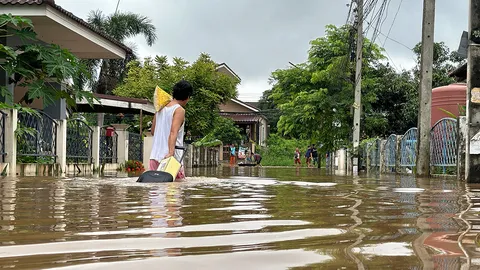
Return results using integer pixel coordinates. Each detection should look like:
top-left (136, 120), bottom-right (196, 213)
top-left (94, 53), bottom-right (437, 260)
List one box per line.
top-left (257, 89), bottom-right (281, 133)
top-left (82, 10), bottom-right (157, 94)
top-left (209, 117), bottom-right (243, 145)
top-left (113, 53), bottom-right (239, 137)
top-left (269, 25), bottom-right (386, 152)
top-left (0, 14), bottom-right (94, 109)
top-left (413, 42), bottom-right (464, 89)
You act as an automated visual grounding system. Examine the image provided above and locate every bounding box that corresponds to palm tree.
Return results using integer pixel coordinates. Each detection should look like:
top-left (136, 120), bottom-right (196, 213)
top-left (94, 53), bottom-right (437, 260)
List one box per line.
top-left (82, 10), bottom-right (157, 95)
top-left (80, 10), bottom-right (156, 126)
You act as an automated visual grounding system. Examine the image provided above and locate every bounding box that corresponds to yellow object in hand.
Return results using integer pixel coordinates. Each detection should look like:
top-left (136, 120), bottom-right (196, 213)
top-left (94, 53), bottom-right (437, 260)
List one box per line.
top-left (157, 156), bottom-right (181, 179)
top-left (153, 86), bottom-right (172, 112)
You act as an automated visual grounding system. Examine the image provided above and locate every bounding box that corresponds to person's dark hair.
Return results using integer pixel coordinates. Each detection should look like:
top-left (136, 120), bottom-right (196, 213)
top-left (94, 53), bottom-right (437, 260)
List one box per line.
top-left (172, 80), bottom-right (193, 101)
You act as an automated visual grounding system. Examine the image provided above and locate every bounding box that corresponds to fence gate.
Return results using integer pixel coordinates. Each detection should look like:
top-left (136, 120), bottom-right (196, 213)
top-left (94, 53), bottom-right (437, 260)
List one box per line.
top-left (400, 128), bottom-right (418, 170)
top-left (128, 133), bottom-right (143, 162)
top-left (100, 126), bottom-right (118, 164)
top-left (67, 119), bottom-right (93, 167)
top-left (430, 118), bottom-right (457, 175)
top-left (17, 110), bottom-right (58, 163)
top-left (384, 135), bottom-right (397, 172)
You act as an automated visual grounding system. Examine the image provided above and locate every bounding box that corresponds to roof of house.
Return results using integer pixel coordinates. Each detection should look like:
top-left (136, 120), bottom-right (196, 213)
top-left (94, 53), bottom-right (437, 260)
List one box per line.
top-left (1, 0), bottom-right (133, 55)
top-left (449, 62), bottom-right (467, 81)
top-left (75, 93), bottom-right (155, 115)
top-left (230, 98), bottom-right (259, 112)
top-left (246, 102), bottom-right (260, 109)
top-left (216, 63), bottom-right (241, 81)
top-left (220, 113), bottom-right (266, 123)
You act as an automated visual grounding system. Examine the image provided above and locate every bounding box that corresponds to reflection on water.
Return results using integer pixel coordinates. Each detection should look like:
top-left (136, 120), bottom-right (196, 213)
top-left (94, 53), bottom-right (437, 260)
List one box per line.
top-left (0, 167), bottom-right (478, 269)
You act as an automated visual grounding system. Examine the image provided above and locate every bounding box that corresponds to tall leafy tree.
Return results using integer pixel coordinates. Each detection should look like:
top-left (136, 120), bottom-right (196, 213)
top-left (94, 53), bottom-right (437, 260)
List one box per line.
top-left (270, 25), bottom-right (385, 152)
top-left (113, 53), bottom-right (239, 137)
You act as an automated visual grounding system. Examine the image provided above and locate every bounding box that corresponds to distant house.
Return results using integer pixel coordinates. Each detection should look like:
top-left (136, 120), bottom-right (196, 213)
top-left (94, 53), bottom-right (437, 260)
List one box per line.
top-left (216, 63), bottom-right (268, 146)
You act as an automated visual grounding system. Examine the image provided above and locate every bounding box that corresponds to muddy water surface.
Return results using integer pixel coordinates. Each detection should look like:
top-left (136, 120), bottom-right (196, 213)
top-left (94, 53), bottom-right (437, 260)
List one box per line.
top-left (1, 167), bottom-right (479, 269)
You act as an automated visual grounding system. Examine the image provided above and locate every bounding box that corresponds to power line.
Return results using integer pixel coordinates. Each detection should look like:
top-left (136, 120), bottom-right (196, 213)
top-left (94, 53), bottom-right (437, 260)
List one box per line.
top-left (365, 20), bottom-right (414, 52)
top-left (383, 0), bottom-right (404, 47)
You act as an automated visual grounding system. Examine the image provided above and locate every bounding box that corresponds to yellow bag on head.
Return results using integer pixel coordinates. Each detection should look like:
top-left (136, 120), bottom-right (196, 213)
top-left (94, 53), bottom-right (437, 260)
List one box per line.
top-left (153, 86), bottom-right (172, 112)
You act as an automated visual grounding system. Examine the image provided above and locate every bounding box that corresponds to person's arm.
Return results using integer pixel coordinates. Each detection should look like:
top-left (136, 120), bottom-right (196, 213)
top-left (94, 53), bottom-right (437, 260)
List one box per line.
top-left (151, 113), bottom-right (157, 136)
top-left (165, 107), bottom-right (185, 158)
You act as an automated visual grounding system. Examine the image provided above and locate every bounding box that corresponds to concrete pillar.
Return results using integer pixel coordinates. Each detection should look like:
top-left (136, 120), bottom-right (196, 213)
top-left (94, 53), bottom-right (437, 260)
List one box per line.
top-left (184, 144), bottom-right (193, 169)
top-left (416, 0), bottom-right (435, 177)
top-left (91, 126), bottom-right (100, 170)
top-left (203, 147), bottom-right (208, 167)
top-left (143, 134), bottom-right (153, 169)
top-left (112, 124), bottom-right (129, 165)
top-left (466, 0), bottom-right (480, 182)
top-left (395, 135), bottom-right (403, 174)
top-left (56, 119), bottom-right (67, 175)
top-left (458, 116), bottom-right (467, 181)
top-left (4, 109), bottom-right (17, 176)
top-left (219, 144), bottom-right (224, 161)
top-left (379, 140), bottom-right (386, 174)
top-left (337, 149), bottom-right (346, 173)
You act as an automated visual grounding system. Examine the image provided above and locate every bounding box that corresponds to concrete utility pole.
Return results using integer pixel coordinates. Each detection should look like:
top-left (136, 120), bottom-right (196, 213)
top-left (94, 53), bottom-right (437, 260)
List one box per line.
top-left (466, 1), bottom-right (480, 182)
top-left (415, 0), bottom-right (435, 177)
top-left (352, 0), bottom-right (364, 174)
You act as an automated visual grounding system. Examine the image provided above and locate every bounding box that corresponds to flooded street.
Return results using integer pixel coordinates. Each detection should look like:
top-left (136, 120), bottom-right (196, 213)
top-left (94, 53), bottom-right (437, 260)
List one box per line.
top-left (0, 167), bottom-right (479, 269)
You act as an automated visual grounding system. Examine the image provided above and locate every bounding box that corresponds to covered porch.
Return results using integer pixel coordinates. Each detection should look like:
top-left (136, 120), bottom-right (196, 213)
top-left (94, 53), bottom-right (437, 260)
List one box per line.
top-left (220, 112), bottom-right (268, 147)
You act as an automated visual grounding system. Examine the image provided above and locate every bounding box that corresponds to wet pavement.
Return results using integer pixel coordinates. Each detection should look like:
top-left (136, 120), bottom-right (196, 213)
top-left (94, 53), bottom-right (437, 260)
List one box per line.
top-left (0, 166), bottom-right (479, 269)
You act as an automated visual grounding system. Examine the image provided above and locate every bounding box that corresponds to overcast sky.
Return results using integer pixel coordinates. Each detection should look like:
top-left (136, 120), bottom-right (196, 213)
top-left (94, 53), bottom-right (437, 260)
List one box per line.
top-left (57, 0), bottom-right (468, 102)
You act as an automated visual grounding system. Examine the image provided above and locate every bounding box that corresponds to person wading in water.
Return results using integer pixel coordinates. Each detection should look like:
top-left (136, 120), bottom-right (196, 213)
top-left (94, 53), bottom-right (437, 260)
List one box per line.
top-left (150, 80), bottom-right (193, 180)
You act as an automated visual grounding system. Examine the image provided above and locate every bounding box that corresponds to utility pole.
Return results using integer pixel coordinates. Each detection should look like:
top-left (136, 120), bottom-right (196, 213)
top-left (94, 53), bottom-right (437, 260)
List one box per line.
top-left (352, 0), bottom-right (364, 174)
top-left (465, 0), bottom-right (480, 182)
top-left (415, 0), bottom-right (435, 177)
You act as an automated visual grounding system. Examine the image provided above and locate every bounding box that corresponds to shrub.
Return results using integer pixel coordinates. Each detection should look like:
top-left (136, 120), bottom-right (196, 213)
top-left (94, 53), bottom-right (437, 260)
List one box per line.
top-left (125, 160), bottom-right (144, 172)
top-left (258, 134), bottom-right (310, 166)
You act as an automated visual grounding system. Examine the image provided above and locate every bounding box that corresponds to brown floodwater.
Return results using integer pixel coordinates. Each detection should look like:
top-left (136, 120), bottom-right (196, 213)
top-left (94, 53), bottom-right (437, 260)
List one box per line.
top-left (1, 166), bottom-right (479, 269)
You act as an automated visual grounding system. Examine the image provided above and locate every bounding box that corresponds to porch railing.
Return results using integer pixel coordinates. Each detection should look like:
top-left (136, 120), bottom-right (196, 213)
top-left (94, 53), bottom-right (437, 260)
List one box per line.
top-left (17, 110), bottom-right (57, 163)
top-left (100, 126), bottom-right (118, 164)
top-left (0, 111), bottom-right (6, 163)
top-left (67, 119), bottom-right (93, 164)
top-left (128, 133), bottom-right (143, 162)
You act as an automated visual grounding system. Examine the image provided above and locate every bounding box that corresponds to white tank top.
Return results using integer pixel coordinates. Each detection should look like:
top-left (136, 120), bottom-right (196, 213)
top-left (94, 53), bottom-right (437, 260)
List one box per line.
top-left (150, 104), bottom-right (185, 163)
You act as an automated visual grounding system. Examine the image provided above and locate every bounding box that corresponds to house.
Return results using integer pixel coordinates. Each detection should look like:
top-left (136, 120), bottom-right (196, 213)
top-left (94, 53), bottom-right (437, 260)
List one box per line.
top-left (215, 63), bottom-right (268, 146)
top-left (219, 99), bottom-right (268, 147)
top-left (0, 0), bottom-right (134, 175)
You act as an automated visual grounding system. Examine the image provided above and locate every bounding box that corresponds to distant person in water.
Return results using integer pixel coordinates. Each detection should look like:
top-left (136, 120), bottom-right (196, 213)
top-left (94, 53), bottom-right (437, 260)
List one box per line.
top-left (305, 145), bottom-right (313, 168)
top-left (312, 144), bottom-right (319, 167)
top-left (294, 148), bottom-right (301, 167)
top-left (252, 152), bottom-right (262, 166)
top-left (229, 144), bottom-right (236, 166)
top-left (150, 80), bottom-right (193, 180)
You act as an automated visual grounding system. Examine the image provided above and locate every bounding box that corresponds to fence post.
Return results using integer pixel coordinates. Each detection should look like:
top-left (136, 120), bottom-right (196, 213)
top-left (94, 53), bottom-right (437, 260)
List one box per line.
top-left (112, 124), bottom-right (129, 165)
top-left (396, 135), bottom-right (403, 174)
top-left (366, 144), bottom-right (371, 174)
top-left (143, 134), bottom-right (153, 169)
top-left (4, 109), bottom-right (17, 176)
top-left (219, 144), bottom-right (224, 162)
top-left (379, 140), bottom-right (386, 174)
top-left (56, 119), bottom-right (67, 175)
top-left (91, 126), bottom-right (100, 171)
top-left (458, 116), bottom-right (467, 181)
